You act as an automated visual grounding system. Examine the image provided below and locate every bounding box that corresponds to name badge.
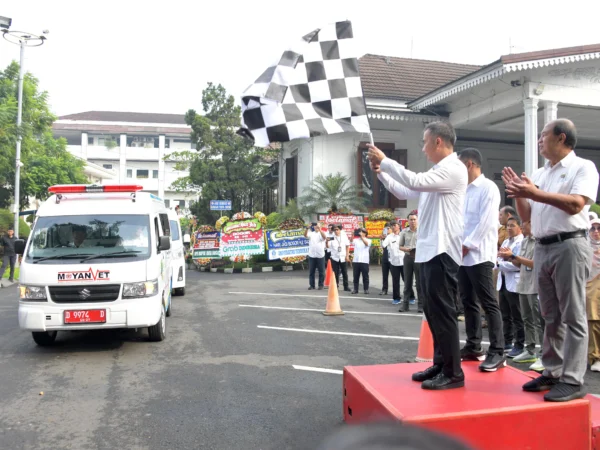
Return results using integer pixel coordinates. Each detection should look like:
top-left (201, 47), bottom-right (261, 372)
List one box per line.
top-left (526, 267), bottom-right (532, 272)
top-left (338, 247), bottom-right (341, 252)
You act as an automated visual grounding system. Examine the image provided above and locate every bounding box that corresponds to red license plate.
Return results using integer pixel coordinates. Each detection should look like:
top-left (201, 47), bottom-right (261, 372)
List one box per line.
top-left (64, 310), bottom-right (106, 324)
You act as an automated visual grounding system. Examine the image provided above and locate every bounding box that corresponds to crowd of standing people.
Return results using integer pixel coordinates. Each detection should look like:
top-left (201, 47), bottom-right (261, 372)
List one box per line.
top-left (361, 118), bottom-right (599, 400)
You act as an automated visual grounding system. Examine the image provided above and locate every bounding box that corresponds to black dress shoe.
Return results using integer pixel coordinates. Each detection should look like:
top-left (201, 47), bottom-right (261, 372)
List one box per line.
top-left (412, 364), bottom-right (442, 382)
top-left (344, 287), bottom-right (351, 292)
top-left (544, 382), bottom-right (586, 402)
top-left (308, 287), bottom-right (315, 290)
top-left (317, 286), bottom-right (324, 290)
top-left (379, 290), bottom-right (387, 296)
top-left (522, 375), bottom-right (559, 392)
top-left (422, 372), bottom-right (465, 390)
top-left (364, 290), bottom-right (369, 295)
top-left (351, 290), bottom-right (358, 294)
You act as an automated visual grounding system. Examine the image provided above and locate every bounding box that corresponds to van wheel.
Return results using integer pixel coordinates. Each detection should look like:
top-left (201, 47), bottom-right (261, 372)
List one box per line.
top-left (32, 331), bottom-right (58, 346)
top-left (166, 296), bottom-right (172, 317)
top-left (148, 306), bottom-right (166, 342)
top-left (174, 287), bottom-right (185, 296)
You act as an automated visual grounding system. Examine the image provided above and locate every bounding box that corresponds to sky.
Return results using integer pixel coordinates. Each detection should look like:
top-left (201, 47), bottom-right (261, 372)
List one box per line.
top-left (1, 0), bottom-right (599, 117)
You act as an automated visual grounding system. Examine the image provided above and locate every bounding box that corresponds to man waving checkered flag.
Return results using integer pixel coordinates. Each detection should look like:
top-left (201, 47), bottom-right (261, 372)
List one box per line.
top-left (238, 21), bottom-right (370, 147)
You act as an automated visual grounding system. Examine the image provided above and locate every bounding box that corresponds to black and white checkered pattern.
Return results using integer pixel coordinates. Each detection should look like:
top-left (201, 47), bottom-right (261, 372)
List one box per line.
top-left (239, 21), bottom-right (370, 147)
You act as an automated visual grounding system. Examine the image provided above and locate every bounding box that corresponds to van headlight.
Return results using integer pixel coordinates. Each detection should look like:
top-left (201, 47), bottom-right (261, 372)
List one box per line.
top-left (19, 285), bottom-right (47, 301)
top-left (123, 280), bottom-right (158, 298)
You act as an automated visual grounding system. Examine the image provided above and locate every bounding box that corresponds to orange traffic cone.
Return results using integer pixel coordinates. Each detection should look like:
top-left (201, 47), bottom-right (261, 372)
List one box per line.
top-left (415, 315), bottom-right (434, 362)
top-left (324, 260), bottom-right (332, 288)
top-left (323, 273), bottom-right (344, 316)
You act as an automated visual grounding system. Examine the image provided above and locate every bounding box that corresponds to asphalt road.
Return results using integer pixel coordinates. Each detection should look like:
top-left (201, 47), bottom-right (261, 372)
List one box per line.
top-left (1, 269), bottom-right (599, 450)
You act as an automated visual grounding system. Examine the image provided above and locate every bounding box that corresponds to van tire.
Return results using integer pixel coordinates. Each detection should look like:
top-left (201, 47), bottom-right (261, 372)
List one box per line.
top-left (166, 296), bottom-right (172, 317)
top-left (174, 287), bottom-right (185, 296)
top-left (148, 307), bottom-right (166, 342)
top-left (32, 331), bottom-right (58, 346)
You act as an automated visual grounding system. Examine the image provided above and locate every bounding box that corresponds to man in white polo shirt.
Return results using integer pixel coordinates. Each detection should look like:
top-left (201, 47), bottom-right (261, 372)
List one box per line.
top-left (503, 118), bottom-right (599, 402)
top-left (369, 121), bottom-right (467, 391)
top-left (328, 224), bottom-right (351, 292)
top-left (304, 221), bottom-right (327, 290)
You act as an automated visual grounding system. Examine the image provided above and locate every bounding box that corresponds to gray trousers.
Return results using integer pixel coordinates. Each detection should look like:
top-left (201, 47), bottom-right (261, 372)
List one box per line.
top-left (403, 254), bottom-right (422, 309)
top-left (535, 236), bottom-right (591, 386)
top-left (519, 293), bottom-right (545, 354)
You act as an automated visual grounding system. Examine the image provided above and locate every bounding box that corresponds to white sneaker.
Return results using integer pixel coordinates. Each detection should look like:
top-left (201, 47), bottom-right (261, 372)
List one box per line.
top-left (529, 358), bottom-right (544, 372)
top-left (513, 350), bottom-right (537, 363)
top-left (591, 361), bottom-right (600, 372)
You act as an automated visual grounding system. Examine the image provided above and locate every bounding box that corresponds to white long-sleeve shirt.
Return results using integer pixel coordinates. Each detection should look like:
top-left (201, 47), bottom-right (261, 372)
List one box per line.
top-left (462, 174), bottom-right (501, 266)
top-left (382, 232), bottom-right (404, 266)
top-left (378, 153), bottom-right (467, 265)
top-left (496, 235), bottom-right (523, 293)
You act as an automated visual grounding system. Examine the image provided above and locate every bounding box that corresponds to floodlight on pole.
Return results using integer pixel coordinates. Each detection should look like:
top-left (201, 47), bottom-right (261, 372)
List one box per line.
top-left (2, 28), bottom-right (47, 238)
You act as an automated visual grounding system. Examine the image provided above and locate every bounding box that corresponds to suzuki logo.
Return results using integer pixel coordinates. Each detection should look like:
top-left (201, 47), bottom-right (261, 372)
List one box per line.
top-left (79, 288), bottom-right (91, 300)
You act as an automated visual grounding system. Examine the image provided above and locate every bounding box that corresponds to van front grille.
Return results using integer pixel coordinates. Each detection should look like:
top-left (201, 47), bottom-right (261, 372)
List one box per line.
top-left (49, 285), bottom-right (120, 303)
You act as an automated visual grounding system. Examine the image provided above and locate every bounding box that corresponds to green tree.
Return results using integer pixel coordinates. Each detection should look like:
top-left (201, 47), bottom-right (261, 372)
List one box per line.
top-left (298, 172), bottom-right (368, 216)
top-left (170, 82), bottom-right (278, 224)
top-left (0, 61), bottom-right (87, 210)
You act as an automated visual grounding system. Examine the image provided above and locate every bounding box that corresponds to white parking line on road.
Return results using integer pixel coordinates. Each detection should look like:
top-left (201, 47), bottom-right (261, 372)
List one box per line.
top-left (258, 325), bottom-right (490, 346)
top-left (292, 365), bottom-right (343, 375)
top-left (230, 291), bottom-right (397, 302)
top-left (258, 325), bottom-right (420, 341)
top-left (239, 304), bottom-right (422, 317)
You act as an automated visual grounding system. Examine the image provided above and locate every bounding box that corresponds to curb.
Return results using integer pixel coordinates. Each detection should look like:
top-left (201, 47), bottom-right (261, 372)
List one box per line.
top-left (190, 266), bottom-right (306, 274)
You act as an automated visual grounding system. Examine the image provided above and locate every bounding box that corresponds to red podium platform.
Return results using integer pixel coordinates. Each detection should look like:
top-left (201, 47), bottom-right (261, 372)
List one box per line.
top-left (343, 361), bottom-right (592, 450)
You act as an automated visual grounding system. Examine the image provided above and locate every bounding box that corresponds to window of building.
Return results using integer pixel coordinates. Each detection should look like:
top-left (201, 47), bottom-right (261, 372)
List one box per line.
top-left (164, 199), bottom-right (170, 208)
top-left (152, 136), bottom-right (171, 149)
top-left (137, 170), bottom-right (149, 179)
top-left (126, 169), bottom-right (133, 178)
top-left (128, 135), bottom-right (157, 148)
top-left (178, 200), bottom-right (185, 208)
top-left (357, 143), bottom-right (407, 210)
top-left (152, 170), bottom-right (159, 179)
top-left (103, 164), bottom-right (113, 170)
top-left (88, 136), bottom-right (94, 145)
top-left (98, 136), bottom-right (119, 147)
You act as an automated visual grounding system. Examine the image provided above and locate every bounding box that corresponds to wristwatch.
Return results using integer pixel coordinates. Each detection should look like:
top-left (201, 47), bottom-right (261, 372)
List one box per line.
top-left (509, 254), bottom-right (516, 260)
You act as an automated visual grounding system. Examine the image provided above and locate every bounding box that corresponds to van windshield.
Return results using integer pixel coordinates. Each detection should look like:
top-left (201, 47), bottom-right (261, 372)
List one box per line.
top-left (26, 215), bottom-right (151, 264)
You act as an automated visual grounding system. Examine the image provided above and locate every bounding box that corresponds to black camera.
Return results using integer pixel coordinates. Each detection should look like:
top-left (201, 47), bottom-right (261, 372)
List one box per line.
top-left (354, 228), bottom-right (361, 237)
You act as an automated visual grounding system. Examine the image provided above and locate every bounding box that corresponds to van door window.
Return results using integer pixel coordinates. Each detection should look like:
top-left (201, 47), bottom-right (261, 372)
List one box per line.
top-left (169, 220), bottom-right (180, 241)
top-left (159, 213), bottom-right (171, 237)
top-left (154, 217), bottom-right (161, 250)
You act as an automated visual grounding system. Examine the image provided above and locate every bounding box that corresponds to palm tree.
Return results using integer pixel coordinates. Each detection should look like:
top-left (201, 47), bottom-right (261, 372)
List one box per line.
top-left (279, 198), bottom-right (303, 221)
top-left (299, 172), bottom-right (368, 216)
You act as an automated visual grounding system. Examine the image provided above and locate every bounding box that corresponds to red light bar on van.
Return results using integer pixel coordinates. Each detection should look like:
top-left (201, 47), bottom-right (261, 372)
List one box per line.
top-left (48, 185), bottom-right (143, 194)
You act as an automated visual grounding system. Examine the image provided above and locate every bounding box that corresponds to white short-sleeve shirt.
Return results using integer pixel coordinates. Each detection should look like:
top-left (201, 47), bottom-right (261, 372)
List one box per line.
top-left (307, 231), bottom-right (325, 258)
top-left (330, 233), bottom-right (350, 262)
top-left (529, 151), bottom-right (599, 238)
top-left (352, 238), bottom-right (371, 264)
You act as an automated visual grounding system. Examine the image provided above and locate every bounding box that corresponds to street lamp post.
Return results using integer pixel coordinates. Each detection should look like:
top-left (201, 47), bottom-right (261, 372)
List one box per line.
top-left (2, 28), bottom-right (47, 238)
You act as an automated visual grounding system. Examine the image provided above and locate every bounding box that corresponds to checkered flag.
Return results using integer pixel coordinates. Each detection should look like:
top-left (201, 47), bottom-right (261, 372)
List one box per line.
top-left (238, 21), bottom-right (370, 147)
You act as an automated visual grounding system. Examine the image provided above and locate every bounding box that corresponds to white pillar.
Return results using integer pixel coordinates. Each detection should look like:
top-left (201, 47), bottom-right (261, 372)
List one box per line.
top-left (543, 101), bottom-right (558, 125)
top-left (158, 135), bottom-right (166, 199)
top-left (542, 101), bottom-right (558, 167)
top-left (119, 134), bottom-right (127, 183)
top-left (523, 98), bottom-right (539, 176)
top-left (81, 132), bottom-right (88, 160)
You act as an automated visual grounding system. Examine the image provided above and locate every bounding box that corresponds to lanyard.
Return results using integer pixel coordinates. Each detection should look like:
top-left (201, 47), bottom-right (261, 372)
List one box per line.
top-left (335, 236), bottom-right (342, 252)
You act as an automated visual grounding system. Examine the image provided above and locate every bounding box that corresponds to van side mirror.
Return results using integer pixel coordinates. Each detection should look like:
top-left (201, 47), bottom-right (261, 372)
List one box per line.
top-left (14, 239), bottom-right (25, 255)
top-left (158, 236), bottom-right (171, 252)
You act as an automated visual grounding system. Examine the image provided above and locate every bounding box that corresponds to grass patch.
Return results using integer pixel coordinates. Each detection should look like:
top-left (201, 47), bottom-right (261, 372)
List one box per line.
top-left (2, 267), bottom-right (19, 280)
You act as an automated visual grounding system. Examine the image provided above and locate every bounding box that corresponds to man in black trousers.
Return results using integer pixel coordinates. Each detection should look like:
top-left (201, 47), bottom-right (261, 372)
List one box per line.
top-left (457, 148), bottom-right (506, 372)
top-left (369, 121), bottom-right (467, 390)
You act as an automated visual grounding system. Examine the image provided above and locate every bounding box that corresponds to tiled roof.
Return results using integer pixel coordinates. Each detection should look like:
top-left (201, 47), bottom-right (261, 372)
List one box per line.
top-left (58, 111), bottom-right (187, 125)
top-left (359, 54), bottom-right (481, 102)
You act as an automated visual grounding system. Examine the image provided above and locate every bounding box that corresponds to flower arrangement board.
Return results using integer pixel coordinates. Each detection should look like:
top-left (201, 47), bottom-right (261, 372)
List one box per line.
top-left (192, 230), bottom-right (221, 259)
top-left (265, 229), bottom-right (309, 261)
top-left (219, 218), bottom-right (265, 258)
top-left (317, 213), bottom-right (365, 250)
top-left (365, 220), bottom-right (387, 247)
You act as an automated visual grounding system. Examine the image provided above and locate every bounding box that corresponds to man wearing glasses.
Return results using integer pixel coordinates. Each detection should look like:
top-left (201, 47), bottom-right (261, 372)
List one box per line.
top-left (503, 119), bottom-right (599, 402)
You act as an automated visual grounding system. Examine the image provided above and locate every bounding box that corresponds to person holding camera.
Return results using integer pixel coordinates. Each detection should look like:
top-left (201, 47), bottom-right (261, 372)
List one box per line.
top-left (327, 224), bottom-right (351, 291)
top-left (324, 224), bottom-right (335, 264)
top-left (304, 221), bottom-right (327, 290)
top-left (352, 228), bottom-right (371, 294)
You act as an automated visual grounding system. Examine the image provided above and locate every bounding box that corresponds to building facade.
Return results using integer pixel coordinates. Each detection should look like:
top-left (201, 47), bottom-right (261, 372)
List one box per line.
top-left (52, 111), bottom-right (197, 212)
top-left (280, 44), bottom-right (600, 218)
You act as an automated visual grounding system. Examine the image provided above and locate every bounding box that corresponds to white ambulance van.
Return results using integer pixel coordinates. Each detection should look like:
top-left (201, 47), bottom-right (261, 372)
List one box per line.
top-left (167, 209), bottom-right (186, 296)
top-left (14, 184), bottom-right (173, 346)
